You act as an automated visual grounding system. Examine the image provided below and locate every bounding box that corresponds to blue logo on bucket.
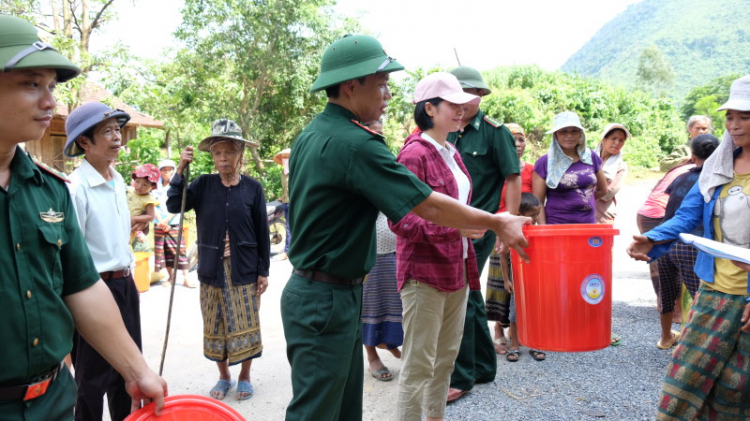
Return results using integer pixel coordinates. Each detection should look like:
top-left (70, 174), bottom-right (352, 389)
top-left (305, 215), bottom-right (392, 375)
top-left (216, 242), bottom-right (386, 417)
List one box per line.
top-left (581, 275), bottom-right (605, 305)
top-left (588, 236), bottom-right (603, 247)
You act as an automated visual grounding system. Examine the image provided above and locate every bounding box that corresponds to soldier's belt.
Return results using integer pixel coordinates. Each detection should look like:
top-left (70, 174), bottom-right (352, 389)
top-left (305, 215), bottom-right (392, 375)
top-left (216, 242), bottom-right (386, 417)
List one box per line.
top-left (0, 361), bottom-right (63, 401)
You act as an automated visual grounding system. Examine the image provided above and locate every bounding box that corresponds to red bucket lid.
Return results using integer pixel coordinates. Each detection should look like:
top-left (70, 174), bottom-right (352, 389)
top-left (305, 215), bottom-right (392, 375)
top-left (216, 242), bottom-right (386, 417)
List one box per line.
top-left (521, 224), bottom-right (619, 237)
top-left (125, 395), bottom-right (245, 421)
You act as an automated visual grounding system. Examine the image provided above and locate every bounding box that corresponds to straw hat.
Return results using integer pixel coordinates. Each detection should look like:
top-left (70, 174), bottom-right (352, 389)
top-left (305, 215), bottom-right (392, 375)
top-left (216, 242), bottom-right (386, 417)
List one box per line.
top-left (273, 148), bottom-right (291, 165)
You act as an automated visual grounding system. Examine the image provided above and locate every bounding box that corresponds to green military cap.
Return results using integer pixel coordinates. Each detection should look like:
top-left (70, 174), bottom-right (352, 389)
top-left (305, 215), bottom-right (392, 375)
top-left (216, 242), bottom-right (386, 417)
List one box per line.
top-left (0, 15), bottom-right (80, 82)
top-left (450, 66), bottom-right (491, 97)
top-left (310, 34), bottom-right (404, 93)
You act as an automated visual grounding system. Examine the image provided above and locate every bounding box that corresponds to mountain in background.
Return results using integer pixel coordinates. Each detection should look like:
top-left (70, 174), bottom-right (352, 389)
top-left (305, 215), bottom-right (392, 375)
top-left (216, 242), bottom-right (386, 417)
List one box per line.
top-left (561, 0), bottom-right (750, 100)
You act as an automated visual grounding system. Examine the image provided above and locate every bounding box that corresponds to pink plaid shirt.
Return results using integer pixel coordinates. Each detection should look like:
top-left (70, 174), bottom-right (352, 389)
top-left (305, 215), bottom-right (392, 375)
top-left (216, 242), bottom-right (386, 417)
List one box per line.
top-left (390, 132), bottom-right (481, 292)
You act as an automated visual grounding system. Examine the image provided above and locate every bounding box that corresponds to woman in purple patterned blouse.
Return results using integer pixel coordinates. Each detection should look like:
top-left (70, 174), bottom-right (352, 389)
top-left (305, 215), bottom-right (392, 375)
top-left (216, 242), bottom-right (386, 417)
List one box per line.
top-left (532, 112), bottom-right (608, 225)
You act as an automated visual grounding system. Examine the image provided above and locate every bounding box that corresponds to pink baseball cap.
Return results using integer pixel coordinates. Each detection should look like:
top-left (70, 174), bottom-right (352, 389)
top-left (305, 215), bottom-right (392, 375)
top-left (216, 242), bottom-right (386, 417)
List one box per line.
top-left (412, 72), bottom-right (481, 105)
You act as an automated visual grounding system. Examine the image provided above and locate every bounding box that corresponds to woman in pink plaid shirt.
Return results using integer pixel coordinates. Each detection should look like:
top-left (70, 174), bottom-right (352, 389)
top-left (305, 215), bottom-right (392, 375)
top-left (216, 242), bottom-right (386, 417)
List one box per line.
top-left (390, 73), bottom-right (486, 421)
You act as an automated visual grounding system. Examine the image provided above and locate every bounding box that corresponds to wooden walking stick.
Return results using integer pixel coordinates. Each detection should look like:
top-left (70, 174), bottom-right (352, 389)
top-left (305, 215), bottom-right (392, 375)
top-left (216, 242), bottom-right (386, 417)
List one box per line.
top-left (159, 162), bottom-right (189, 376)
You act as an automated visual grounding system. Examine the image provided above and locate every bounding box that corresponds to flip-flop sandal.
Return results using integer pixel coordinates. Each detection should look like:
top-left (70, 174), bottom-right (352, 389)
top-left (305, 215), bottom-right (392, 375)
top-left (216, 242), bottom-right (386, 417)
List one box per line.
top-left (236, 381), bottom-right (254, 400)
top-left (656, 330), bottom-right (681, 350)
top-left (529, 349), bottom-right (546, 361)
top-left (370, 367), bottom-right (393, 382)
top-left (610, 333), bottom-right (622, 347)
top-left (209, 379), bottom-right (235, 400)
top-left (506, 349), bottom-right (520, 362)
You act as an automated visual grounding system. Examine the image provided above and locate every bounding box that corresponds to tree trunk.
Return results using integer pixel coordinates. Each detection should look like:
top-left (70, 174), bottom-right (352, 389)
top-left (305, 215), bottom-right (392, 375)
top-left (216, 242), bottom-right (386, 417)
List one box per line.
top-left (165, 129), bottom-right (171, 158)
top-left (51, 0), bottom-right (60, 31)
top-left (62, 0), bottom-right (72, 38)
top-left (80, 0), bottom-right (90, 52)
top-left (248, 145), bottom-right (265, 176)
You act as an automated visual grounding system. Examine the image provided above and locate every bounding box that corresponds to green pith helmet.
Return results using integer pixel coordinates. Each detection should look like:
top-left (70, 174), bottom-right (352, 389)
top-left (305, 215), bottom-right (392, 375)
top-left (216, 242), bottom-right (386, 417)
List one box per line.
top-left (0, 15), bottom-right (80, 82)
top-left (450, 66), bottom-right (491, 96)
top-left (310, 35), bottom-right (404, 93)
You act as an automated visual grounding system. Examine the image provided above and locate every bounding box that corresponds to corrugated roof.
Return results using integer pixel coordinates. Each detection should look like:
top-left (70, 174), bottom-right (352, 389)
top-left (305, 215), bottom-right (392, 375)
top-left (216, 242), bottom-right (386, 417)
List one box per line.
top-left (54, 81), bottom-right (165, 129)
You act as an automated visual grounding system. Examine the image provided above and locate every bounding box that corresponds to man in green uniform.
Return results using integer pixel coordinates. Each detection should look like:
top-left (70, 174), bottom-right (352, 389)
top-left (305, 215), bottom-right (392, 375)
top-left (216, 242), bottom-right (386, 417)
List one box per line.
top-left (446, 66), bottom-right (522, 402)
top-left (0, 15), bottom-right (166, 420)
top-left (281, 35), bottom-right (530, 420)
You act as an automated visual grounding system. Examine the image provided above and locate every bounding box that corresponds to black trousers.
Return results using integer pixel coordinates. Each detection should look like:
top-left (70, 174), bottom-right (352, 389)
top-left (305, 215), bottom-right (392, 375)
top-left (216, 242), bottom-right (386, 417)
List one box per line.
top-left (72, 274), bottom-right (142, 421)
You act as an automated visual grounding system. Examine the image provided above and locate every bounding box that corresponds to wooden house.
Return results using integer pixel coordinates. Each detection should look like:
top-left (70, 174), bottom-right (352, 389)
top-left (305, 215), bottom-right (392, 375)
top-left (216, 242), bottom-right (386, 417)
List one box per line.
top-left (25, 81), bottom-right (164, 172)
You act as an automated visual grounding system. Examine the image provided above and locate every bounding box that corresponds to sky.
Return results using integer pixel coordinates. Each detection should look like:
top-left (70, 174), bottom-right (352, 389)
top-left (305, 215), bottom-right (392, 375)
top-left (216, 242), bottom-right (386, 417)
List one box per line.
top-left (90, 0), bottom-right (643, 72)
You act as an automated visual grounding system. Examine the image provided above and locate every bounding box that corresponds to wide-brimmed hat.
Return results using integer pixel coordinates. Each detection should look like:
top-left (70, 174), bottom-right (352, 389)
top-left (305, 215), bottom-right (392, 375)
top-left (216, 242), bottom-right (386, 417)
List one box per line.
top-left (505, 123), bottom-right (525, 136)
top-left (0, 15), bottom-right (80, 82)
top-left (197, 119), bottom-right (258, 152)
top-left (546, 111), bottom-right (586, 134)
top-left (600, 123), bottom-right (631, 141)
top-left (132, 163), bottom-right (160, 186)
top-left (412, 72), bottom-right (480, 105)
top-left (449, 66), bottom-right (491, 97)
top-left (64, 102), bottom-right (130, 157)
top-left (310, 35), bottom-right (404, 93)
top-left (718, 74), bottom-right (750, 112)
top-left (158, 159), bottom-right (176, 170)
top-left (273, 148), bottom-right (291, 165)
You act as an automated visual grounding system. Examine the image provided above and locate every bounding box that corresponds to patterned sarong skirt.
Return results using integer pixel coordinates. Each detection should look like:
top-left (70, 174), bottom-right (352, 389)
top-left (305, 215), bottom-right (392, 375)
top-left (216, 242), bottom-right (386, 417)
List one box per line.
top-left (200, 260), bottom-right (262, 365)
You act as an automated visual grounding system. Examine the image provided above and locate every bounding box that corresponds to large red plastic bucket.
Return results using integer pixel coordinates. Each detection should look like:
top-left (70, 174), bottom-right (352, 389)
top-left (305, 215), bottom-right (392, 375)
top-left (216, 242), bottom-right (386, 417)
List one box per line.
top-left (125, 395), bottom-right (245, 420)
top-left (511, 224), bottom-right (619, 352)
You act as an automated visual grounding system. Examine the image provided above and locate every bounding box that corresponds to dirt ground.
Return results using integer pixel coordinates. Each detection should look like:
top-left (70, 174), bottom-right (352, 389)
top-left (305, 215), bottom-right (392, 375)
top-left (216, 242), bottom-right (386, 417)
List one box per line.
top-left (129, 175), bottom-right (663, 420)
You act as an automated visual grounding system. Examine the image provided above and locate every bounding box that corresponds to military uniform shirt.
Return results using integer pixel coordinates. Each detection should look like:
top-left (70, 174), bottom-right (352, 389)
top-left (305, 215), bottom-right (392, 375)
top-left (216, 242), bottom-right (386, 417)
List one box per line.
top-left (288, 103), bottom-right (433, 279)
top-left (447, 110), bottom-right (520, 213)
top-left (0, 148), bottom-right (99, 385)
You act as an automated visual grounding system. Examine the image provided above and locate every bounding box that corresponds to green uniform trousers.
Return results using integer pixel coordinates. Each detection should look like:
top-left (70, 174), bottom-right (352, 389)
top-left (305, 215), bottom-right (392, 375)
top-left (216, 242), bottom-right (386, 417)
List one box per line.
top-left (450, 233), bottom-right (497, 390)
top-left (281, 273), bottom-right (364, 421)
top-left (0, 365), bottom-right (76, 421)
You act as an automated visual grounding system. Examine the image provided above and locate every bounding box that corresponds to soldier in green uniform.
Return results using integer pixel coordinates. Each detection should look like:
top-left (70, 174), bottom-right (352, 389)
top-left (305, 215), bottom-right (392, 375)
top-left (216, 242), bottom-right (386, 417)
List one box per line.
top-left (0, 15), bottom-right (166, 420)
top-left (281, 35), bottom-right (530, 420)
top-left (446, 66), bottom-right (522, 402)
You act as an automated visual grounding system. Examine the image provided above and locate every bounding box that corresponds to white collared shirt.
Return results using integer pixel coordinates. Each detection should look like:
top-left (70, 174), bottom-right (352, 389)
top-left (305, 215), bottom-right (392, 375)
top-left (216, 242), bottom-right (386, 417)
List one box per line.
top-left (68, 159), bottom-right (134, 273)
top-left (421, 132), bottom-right (471, 258)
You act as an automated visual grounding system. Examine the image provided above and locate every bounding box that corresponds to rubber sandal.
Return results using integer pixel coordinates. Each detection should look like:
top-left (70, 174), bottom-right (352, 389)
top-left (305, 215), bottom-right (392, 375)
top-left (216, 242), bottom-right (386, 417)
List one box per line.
top-left (657, 330), bottom-right (681, 350)
top-left (529, 349), bottom-right (546, 361)
top-left (506, 349), bottom-right (520, 362)
top-left (610, 333), bottom-right (622, 347)
top-left (236, 381), bottom-right (253, 400)
top-left (209, 379), bottom-right (235, 400)
top-left (370, 367), bottom-right (393, 382)
top-left (446, 388), bottom-right (468, 403)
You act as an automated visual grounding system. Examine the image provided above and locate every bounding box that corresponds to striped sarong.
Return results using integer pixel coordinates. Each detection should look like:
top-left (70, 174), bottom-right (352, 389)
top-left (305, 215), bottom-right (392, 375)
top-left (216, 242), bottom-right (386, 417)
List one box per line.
top-left (200, 260), bottom-right (262, 365)
top-left (657, 286), bottom-right (750, 420)
top-left (485, 249), bottom-right (511, 326)
top-left (153, 225), bottom-right (188, 271)
top-left (362, 253), bottom-right (403, 349)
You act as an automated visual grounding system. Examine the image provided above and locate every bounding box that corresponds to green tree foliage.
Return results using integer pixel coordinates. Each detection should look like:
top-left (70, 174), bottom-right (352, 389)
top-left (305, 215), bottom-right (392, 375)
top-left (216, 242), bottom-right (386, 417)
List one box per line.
top-left (562, 0), bottom-right (750, 101)
top-left (680, 73), bottom-right (740, 136)
top-left (636, 45), bottom-right (675, 96)
top-left (171, 0), bottom-right (358, 176)
top-left (452, 66), bottom-right (683, 168)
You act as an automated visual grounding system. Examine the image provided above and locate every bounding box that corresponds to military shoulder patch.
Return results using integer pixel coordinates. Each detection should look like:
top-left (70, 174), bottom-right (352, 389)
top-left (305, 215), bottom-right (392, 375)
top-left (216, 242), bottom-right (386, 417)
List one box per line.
top-left (32, 158), bottom-right (70, 183)
top-left (483, 115), bottom-right (503, 128)
top-left (351, 120), bottom-right (383, 137)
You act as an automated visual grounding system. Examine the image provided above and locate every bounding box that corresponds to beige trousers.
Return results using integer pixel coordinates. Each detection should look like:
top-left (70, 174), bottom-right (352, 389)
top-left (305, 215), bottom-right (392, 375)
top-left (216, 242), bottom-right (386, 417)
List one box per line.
top-left (397, 279), bottom-right (469, 420)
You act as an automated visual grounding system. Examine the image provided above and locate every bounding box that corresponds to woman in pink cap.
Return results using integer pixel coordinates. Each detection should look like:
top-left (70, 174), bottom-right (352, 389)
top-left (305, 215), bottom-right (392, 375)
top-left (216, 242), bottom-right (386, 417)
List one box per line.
top-left (389, 72), bottom-right (483, 421)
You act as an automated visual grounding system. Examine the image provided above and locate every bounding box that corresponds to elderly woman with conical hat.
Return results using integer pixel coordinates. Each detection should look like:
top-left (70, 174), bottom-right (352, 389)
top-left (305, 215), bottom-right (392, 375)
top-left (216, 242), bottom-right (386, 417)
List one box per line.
top-left (169, 120), bottom-right (269, 401)
top-left (628, 74), bottom-right (750, 419)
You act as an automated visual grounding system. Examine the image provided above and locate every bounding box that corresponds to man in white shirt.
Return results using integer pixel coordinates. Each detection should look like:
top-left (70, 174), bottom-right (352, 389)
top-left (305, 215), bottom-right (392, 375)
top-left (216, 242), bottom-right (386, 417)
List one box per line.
top-left (65, 101), bottom-right (142, 421)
